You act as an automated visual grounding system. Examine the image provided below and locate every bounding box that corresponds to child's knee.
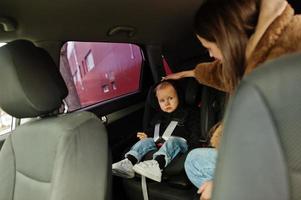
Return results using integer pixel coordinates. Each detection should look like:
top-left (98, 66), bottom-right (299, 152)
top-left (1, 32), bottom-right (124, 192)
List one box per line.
top-left (186, 148), bottom-right (217, 168)
top-left (167, 136), bottom-right (186, 144)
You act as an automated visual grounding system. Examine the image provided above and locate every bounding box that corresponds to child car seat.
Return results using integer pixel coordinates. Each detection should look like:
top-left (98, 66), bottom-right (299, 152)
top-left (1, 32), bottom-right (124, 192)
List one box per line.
top-left (122, 78), bottom-right (204, 200)
top-left (121, 77), bottom-right (226, 200)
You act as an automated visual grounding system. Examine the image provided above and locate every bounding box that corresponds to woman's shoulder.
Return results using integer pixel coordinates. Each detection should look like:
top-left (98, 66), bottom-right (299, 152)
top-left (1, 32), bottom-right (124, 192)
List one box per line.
top-left (264, 14), bottom-right (301, 61)
top-left (286, 14), bottom-right (301, 35)
top-left (289, 15), bottom-right (301, 36)
top-left (275, 14), bottom-right (301, 53)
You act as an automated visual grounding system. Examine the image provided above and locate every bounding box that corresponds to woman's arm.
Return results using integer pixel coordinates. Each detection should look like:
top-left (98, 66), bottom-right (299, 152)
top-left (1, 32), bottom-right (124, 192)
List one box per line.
top-left (194, 61), bottom-right (229, 92)
top-left (162, 70), bottom-right (195, 80)
top-left (164, 61), bottom-right (230, 93)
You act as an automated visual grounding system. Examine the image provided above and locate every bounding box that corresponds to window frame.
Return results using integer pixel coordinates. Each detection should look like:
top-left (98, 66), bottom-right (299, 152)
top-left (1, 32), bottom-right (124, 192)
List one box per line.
top-left (85, 50), bottom-right (95, 72)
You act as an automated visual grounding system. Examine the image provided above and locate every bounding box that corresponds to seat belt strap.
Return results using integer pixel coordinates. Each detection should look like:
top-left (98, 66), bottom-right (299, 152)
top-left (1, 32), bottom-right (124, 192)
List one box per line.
top-left (162, 121), bottom-right (178, 141)
top-left (141, 176), bottom-right (149, 200)
top-left (153, 123), bottom-right (160, 142)
top-left (153, 121), bottom-right (178, 142)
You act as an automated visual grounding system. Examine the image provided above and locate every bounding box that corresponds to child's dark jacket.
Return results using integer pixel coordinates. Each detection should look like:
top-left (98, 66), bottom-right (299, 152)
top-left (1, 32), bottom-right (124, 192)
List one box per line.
top-left (144, 106), bottom-right (201, 149)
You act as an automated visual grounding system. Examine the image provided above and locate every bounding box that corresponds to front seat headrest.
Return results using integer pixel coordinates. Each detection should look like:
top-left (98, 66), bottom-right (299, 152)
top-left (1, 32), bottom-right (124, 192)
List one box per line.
top-left (0, 40), bottom-right (68, 118)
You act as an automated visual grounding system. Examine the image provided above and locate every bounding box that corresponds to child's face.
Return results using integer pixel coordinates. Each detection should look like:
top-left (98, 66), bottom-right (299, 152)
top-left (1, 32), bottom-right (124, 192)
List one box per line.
top-left (156, 84), bottom-right (179, 113)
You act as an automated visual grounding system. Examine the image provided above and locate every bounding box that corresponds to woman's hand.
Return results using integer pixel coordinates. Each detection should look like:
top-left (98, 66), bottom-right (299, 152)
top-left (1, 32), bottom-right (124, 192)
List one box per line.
top-left (198, 181), bottom-right (213, 200)
top-left (137, 132), bottom-right (148, 140)
top-left (162, 70), bottom-right (195, 80)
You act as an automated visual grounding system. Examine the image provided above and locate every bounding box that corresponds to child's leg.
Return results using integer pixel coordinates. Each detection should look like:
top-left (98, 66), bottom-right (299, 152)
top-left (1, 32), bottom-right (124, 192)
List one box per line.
top-left (125, 138), bottom-right (157, 162)
top-left (112, 138), bottom-right (157, 179)
top-left (153, 136), bottom-right (188, 168)
top-left (184, 148), bottom-right (217, 188)
top-left (132, 137), bottom-right (188, 182)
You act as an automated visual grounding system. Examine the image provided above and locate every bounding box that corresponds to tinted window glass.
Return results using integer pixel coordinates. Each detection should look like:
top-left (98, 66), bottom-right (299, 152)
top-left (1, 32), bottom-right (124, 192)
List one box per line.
top-left (60, 42), bottom-right (143, 111)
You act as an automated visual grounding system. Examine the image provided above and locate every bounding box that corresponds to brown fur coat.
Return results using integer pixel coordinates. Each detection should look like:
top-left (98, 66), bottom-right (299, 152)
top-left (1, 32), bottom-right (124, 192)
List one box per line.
top-left (194, 2), bottom-right (301, 148)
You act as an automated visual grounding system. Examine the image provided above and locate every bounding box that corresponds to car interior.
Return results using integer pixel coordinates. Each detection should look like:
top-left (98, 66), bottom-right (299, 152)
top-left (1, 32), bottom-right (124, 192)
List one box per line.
top-left (0, 0), bottom-right (300, 200)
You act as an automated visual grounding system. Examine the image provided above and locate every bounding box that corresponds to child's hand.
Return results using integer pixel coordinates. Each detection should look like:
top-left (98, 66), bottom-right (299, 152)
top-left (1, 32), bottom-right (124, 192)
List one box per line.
top-left (137, 132), bottom-right (148, 140)
top-left (198, 181), bottom-right (213, 200)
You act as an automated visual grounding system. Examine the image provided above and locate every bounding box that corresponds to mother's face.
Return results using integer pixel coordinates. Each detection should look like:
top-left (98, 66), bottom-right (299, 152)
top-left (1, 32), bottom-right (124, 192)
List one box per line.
top-left (197, 35), bottom-right (223, 62)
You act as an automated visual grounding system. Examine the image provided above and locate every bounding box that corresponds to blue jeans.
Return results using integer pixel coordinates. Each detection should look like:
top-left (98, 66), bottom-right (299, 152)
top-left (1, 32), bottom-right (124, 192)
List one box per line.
top-left (184, 148), bottom-right (217, 188)
top-left (125, 137), bottom-right (188, 167)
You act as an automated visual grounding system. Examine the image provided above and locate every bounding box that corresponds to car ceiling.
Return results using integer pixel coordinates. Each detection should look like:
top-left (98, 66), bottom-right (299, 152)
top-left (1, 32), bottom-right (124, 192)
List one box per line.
top-left (0, 0), bottom-right (299, 70)
top-left (0, 0), bottom-right (206, 46)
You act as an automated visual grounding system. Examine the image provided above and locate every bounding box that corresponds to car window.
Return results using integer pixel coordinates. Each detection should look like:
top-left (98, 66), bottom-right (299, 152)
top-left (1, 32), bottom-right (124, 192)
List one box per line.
top-left (0, 109), bottom-right (12, 135)
top-left (60, 42), bottom-right (143, 111)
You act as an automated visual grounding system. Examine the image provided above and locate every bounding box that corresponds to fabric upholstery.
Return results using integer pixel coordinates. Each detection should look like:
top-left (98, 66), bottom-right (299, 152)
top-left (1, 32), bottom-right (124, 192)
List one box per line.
top-left (0, 112), bottom-right (109, 200)
top-left (0, 40), bottom-right (68, 118)
top-left (0, 136), bottom-right (15, 200)
top-left (213, 53), bottom-right (301, 200)
top-left (0, 40), bottom-right (110, 200)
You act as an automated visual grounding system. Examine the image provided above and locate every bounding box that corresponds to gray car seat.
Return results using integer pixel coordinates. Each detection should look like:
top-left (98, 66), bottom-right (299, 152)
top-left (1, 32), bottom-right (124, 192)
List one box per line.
top-left (0, 40), bottom-right (110, 200)
top-left (212, 53), bottom-right (301, 200)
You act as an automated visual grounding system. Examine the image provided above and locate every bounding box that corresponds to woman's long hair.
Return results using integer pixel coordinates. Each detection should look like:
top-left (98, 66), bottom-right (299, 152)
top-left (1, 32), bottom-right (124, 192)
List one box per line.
top-left (195, 0), bottom-right (260, 92)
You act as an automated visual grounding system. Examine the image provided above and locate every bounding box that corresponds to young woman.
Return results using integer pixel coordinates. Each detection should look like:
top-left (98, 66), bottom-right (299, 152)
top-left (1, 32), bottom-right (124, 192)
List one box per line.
top-left (164, 0), bottom-right (301, 199)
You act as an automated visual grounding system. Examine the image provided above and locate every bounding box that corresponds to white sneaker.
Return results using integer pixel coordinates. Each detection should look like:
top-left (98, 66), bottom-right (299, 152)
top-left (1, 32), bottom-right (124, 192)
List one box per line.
top-left (133, 160), bottom-right (162, 182)
top-left (112, 158), bottom-right (135, 178)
